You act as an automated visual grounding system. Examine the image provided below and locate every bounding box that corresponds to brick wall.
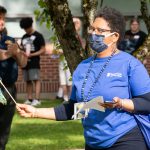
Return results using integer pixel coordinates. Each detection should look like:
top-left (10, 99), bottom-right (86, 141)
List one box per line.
top-left (16, 47), bottom-right (60, 99)
top-left (16, 45), bottom-right (150, 99)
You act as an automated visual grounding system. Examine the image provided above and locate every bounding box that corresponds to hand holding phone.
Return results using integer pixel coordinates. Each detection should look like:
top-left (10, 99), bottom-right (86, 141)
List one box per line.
top-left (104, 101), bottom-right (117, 104)
top-left (99, 100), bottom-right (117, 109)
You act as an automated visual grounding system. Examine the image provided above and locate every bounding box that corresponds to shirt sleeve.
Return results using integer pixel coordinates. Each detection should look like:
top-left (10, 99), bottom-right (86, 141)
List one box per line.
top-left (132, 92), bottom-right (150, 114)
top-left (6, 36), bottom-right (15, 43)
top-left (128, 58), bottom-right (150, 97)
top-left (70, 84), bottom-right (77, 101)
top-left (38, 34), bottom-right (45, 47)
top-left (69, 69), bottom-right (78, 101)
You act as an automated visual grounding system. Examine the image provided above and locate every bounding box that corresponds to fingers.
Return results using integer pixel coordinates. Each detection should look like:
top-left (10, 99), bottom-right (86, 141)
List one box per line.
top-left (5, 40), bottom-right (13, 45)
top-left (113, 97), bottom-right (122, 109)
top-left (7, 43), bottom-right (20, 55)
top-left (16, 103), bottom-right (32, 118)
top-left (17, 103), bottom-right (27, 108)
top-left (16, 103), bottom-right (28, 110)
top-left (7, 43), bottom-right (17, 49)
top-left (113, 97), bottom-right (120, 103)
top-left (98, 97), bottom-right (122, 109)
top-left (16, 103), bottom-right (26, 114)
top-left (19, 111), bottom-right (31, 118)
top-left (16, 104), bottom-right (21, 111)
top-left (98, 102), bottom-right (114, 109)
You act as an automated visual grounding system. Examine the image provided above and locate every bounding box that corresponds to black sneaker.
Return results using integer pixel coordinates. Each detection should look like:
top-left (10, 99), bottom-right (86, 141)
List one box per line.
top-left (56, 96), bottom-right (63, 100)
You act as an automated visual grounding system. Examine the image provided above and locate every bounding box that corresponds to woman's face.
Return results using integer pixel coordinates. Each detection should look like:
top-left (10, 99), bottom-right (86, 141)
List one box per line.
top-left (91, 17), bottom-right (119, 46)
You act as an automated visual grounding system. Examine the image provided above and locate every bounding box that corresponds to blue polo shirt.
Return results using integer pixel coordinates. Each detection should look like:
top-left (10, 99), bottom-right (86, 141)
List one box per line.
top-left (0, 34), bottom-right (18, 85)
top-left (70, 51), bottom-right (150, 149)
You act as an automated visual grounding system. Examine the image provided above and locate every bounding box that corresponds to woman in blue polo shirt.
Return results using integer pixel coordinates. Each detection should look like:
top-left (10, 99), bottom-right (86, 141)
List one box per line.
top-left (17, 7), bottom-right (150, 150)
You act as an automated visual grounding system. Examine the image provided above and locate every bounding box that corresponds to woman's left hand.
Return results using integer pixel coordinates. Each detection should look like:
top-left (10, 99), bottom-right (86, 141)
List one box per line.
top-left (112, 97), bottom-right (123, 109)
top-left (99, 97), bottom-right (134, 112)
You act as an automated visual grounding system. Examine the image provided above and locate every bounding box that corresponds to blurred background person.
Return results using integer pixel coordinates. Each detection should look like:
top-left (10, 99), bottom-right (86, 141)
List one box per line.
top-left (118, 17), bottom-right (147, 54)
top-left (0, 5), bottom-right (27, 150)
top-left (20, 17), bottom-right (45, 106)
top-left (73, 17), bottom-right (82, 43)
top-left (52, 47), bottom-right (72, 102)
top-left (58, 50), bottom-right (72, 102)
top-left (55, 17), bottom-right (82, 102)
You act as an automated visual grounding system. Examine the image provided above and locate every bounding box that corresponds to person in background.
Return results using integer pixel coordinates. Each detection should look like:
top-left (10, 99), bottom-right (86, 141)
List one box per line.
top-left (20, 17), bottom-right (45, 106)
top-left (118, 18), bottom-right (147, 54)
top-left (2, 27), bottom-right (7, 35)
top-left (73, 17), bottom-right (82, 43)
top-left (53, 47), bottom-right (72, 102)
top-left (56, 17), bottom-right (82, 102)
top-left (0, 5), bottom-right (27, 150)
top-left (17, 7), bottom-right (150, 150)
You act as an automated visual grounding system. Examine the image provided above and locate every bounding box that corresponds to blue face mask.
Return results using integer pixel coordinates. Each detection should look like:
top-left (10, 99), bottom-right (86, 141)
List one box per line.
top-left (89, 33), bottom-right (114, 53)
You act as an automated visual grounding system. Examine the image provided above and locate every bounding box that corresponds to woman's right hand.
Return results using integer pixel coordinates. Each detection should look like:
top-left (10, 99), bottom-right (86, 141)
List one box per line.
top-left (16, 103), bottom-right (36, 118)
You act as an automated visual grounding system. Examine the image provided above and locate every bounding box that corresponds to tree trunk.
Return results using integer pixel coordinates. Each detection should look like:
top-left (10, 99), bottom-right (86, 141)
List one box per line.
top-left (140, 0), bottom-right (150, 32)
top-left (45, 0), bottom-right (84, 74)
top-left (133, 0), bottom-right (150, 61)
top-left (133, 35), bottom-right (150, 62)
top-left (82, 0), bottom-right (98, 57)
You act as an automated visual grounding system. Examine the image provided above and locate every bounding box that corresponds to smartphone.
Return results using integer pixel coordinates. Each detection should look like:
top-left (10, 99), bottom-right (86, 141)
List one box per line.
top-left (104, 101), bottom-right (117, 104)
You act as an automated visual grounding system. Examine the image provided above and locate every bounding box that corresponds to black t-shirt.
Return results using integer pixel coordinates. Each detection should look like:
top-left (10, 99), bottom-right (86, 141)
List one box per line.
top-left (21, 31), bottom-right (45, 69)
top-left (118, 30), bottom-right (147, 54)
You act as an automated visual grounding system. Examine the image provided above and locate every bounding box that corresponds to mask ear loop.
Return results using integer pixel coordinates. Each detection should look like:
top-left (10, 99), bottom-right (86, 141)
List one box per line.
top-left (0, 78), bottom-right (17, 105)
top-left (105, 32), bottom-right (117, 47)
top-left (105, 32), bottom-right (115, 38)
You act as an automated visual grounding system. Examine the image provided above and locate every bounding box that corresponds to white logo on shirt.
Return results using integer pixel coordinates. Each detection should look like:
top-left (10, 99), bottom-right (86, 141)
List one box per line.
top-left (22, 36), bottom-right (36, 52)
top-left (134, 35), bottom-right (140, 40)
top-left (107, 73), bottom-right (122, 78)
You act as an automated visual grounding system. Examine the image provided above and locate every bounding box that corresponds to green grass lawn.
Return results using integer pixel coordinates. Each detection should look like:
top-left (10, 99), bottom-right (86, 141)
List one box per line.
top-left (6, 100), bottom-right (84, 150)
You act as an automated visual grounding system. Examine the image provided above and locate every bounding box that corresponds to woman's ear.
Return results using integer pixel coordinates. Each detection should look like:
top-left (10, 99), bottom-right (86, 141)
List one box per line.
top-left (112, 32), bottom-right (119, 42)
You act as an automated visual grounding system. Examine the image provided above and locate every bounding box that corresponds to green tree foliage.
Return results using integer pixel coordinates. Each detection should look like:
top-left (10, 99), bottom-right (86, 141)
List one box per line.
top-left (36, 0), bottom-right (98, 74)
top-left (36, 0), bottom-right (150, 70)
top-left (133, 0), bottom-right (150, 62)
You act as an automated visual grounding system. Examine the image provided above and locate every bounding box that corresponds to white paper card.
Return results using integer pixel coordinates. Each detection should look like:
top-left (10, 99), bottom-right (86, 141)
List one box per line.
top-left (83, 96), bottom-right (105, 112)
top-left (72, 96), bottom-right (105, 120)
top-left (73, 102), bottom-right (89, 120)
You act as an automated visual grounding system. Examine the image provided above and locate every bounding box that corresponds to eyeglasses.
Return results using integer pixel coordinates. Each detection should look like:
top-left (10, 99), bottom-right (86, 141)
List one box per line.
top-left (88, 26), bottom-right (112, 34)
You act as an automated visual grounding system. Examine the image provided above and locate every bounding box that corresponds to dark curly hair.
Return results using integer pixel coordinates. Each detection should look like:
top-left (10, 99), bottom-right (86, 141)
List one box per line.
top-left (0, 6), bottom-right (7, 14)
top-left (20, 17), bottom-right (33, 29)
top-left (95, 7), bottom-right (125, 44)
